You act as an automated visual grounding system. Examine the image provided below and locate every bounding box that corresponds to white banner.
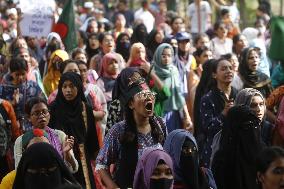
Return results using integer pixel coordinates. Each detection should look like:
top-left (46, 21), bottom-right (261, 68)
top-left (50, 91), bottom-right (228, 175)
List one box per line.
top-left (19, 0), bottom-right (56, 38)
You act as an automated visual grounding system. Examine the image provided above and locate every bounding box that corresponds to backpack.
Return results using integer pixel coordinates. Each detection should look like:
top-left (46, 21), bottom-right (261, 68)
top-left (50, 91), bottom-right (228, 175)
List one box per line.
top-left (0, 100), bottom-right (12, 157)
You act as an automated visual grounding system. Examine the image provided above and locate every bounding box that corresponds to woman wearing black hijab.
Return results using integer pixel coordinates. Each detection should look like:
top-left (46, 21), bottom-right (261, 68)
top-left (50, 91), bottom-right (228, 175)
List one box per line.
top-left (49, 72), bottom-right (100, 189)
top-left (131, 23), bottom-right (148, 46)
top-left (238, 47), bottom-right (272, 98)
top-left (146, 29), bottom-right (164, 61)
top-left (85, 33), bottom-right (100, 65)
top-left (115, 32), bottom-right (131, 62)
top-left (13, 142), bottom-right (78, 189)
top-left (193, 59), bottom-right (216, 152)
top-left (212, 105), bottom-right (263, 189)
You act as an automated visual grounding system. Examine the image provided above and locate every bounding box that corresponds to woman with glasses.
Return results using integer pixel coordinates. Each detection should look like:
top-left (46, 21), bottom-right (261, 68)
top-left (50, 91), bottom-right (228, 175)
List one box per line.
top-left (14, 97), bottom-right (78, 172)
top-left (96, 73), bottom-right (167, 189)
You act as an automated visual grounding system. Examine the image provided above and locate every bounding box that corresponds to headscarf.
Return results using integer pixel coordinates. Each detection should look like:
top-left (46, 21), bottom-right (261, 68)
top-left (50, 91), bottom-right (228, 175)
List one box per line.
top-left (146, 29), bottom-right (162, 61)
top-left (43, 49), bottom-right (69, 96)
top-left (164, 129), bottom-right (198, 182)
top-left (131, 23), bottom-right (148, 46)
top-left (51, 72), bottom-right (87, 143)
top-left (47, 32), bottom-right (62, 45)
top-left (212, 105), bottom-right (262, 189)
top-left (153, 43), bottom-right (185, 111)
top-left (238, 47), bottom-right (271, 89)
top-left (127, 42), bottom-right (146, 67)
top-left (50, 72), bottom-right (99, 188)
top-left (85, 33), bottom-right (100, 60)
top-left (133, 148), bottom-right (174, 189)
top-left (116, 32), bottom-right (131, 61)
top-left (22, 129), bottom-right (49, 149)
top-left (235, 88), bottom-right (265, 107)
top-left (13, 143), bottom-right (77, 189)
top-left (100, 52), bottom-right (120, 79)
top-left (193, 59), bottom-right (216, 139)
top-left (112, 67), bottom-right (146, 107)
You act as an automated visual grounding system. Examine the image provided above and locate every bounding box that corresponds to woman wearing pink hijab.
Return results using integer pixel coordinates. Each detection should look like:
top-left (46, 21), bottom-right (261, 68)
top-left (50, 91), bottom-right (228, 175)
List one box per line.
top-left (133, 148), bottom-right (174, 189)
top-left (96, 52), bottom-right (120, 106)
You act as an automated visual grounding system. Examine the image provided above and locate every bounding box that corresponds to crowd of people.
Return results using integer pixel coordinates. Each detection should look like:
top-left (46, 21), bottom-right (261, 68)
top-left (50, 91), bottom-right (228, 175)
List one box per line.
top-left (0, 0), bottom-right (284, 188)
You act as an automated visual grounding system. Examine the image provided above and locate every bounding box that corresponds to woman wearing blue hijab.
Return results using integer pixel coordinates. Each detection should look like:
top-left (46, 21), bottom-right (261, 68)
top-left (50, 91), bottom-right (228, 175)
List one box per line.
top-left (164, 129), bottom-right (216, 189)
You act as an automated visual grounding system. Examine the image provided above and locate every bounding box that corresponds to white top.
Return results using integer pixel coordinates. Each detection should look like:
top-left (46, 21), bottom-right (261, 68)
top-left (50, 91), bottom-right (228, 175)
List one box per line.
top-left (14, 129), bottom-right (79, 173)
top-left (187, 1), bottom-right (212, 33)
top-left (210, 37), bottom-right (233, 59)
top-left (134, 8), bottom-right (155, 33)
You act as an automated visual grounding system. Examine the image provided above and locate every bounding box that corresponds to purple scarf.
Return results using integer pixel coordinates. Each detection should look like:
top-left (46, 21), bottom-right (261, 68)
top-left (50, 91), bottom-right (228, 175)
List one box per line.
top-left (45, 126), bottom-right (63, 158)
top-left (133, 148), bottom-right (174, 189)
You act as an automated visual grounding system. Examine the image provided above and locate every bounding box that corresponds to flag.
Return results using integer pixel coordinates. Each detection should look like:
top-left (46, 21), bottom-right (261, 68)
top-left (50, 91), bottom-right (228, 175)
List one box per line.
top-left (269, 16), bottom-right (284, 61)
top-left (53, 0), bottom-right (77, 52)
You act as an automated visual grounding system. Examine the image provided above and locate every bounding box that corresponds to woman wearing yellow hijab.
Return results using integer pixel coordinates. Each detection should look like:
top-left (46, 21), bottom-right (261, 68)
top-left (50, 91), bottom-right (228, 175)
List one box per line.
top-left (43, 50), bottom-right (69, 96)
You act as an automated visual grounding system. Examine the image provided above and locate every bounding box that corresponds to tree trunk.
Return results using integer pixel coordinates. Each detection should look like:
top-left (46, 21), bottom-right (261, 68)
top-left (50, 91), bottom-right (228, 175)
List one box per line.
top-left (238, 0), bottom-right (247, 28)
top-left (281, 0), bottom-right (284, 16)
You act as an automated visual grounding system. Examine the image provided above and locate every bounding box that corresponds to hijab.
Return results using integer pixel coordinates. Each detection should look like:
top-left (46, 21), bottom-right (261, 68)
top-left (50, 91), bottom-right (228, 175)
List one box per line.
top-left (238, 47), bottom-right (271, 89)
top-left (212, 105), bottom-right (262, 189)
top-left (164, 129), bottom-right (209, 189)
top-left (116, 32), bottom-right (131, 61)
top-left (131, 23), bottom-right (148, 46)
top-left (153, 43), bottom-right (185, 111)
top-left (43, 49), bottom-right (69, 96)
top-left (235, 88), bottom-right (265, 107)
top-left (22, 129), bottom-right (49, 149)
top-left (85, 33), bottom-right (100, 60)
top-left (146, 29), bottom-right (162, 61)
top-left (100, 52), bottom-right (120, 79)
top-left (13, 143), bottom-right (77, 189)
top-left (133, 148), bottom-right (174, 189)
top-left (51, 72), bottom-right (87, 144)
top-left (112, 67), bottom-right (145, 107)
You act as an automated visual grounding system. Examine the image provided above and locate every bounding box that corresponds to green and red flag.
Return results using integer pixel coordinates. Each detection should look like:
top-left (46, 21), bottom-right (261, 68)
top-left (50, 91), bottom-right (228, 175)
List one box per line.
top-left (53, 0), bottom-right (77, 52)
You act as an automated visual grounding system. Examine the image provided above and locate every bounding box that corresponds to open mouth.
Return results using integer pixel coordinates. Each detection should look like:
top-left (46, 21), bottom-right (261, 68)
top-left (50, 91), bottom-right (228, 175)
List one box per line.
top-left (145, 101), bottom-right (153, 111)
top-left (38, 119), bottom-right (46, 124)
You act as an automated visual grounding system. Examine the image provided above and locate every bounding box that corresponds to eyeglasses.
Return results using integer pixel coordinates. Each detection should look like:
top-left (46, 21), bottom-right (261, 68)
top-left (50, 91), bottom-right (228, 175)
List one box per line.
top-left (31, 109), bottom-right (50, 117)
top-left (135, 91), bottom-right (156, 100)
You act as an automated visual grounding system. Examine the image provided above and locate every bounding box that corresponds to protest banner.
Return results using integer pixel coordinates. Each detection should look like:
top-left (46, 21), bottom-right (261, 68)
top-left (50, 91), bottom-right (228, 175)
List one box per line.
top-left (19, 0), bottom-right (55, 38)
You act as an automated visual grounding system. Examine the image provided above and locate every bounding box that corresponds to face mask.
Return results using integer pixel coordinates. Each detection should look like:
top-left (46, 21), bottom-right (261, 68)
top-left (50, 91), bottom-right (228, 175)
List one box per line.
top-left (150, 178), bottom-right (173, 189)
top-left (121, 41), bottom-right (130, 49)
top-left (24, 167), bottom-right (62, 189)
top-left (179, 139), bottom-right (199, 188)
top-left (48, 42), bottom-right (60, 53)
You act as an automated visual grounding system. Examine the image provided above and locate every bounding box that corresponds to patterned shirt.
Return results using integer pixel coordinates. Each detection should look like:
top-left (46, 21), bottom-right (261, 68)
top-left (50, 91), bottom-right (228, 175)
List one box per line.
top-left (96, 119), bottom-right (165, 173)
top-left (200, 91), bottom-right (225, 168)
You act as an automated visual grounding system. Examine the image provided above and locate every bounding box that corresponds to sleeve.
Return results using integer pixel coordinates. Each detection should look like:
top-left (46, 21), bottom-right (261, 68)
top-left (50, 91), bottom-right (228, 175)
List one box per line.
top-left (95, 123), bottom-right (121, 171)
top-left (2, 100), bottom-right (21, 140)
top-left (0, 170), bottom-right (16, 189)
top-left (154, 86), bottom-right (171, 102)
top-left (88, 90), bottom-right (103, 111)
top-left (187, 4), bottom-right (193, 18)
top-left (266, 86), bottom-right (284, 110)
top-left (56, 130), bottom-right (79, 173)
top-left (200, 95), bottom-right (225, 137)
top-left (47, 90), bottom-right (57, 105)
top-left (14, 135), bottom-right (23, 169)
top-left (205, 1), bottom-right (212, 14)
